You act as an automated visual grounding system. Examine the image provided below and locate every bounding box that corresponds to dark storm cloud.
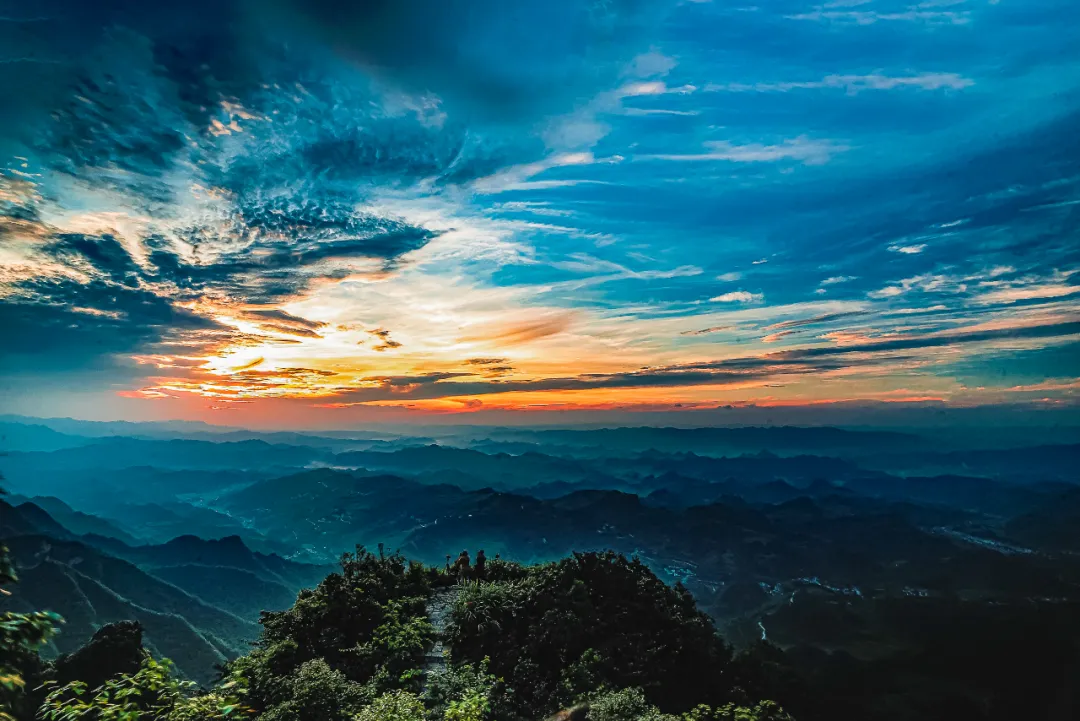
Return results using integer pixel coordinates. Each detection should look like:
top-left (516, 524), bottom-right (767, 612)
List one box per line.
top-left (46, 234), bottom-right (142, 285)
top-left (0, 278), bottom-right (223, 371)
top-left (164, 211), bottom-right (439, 303)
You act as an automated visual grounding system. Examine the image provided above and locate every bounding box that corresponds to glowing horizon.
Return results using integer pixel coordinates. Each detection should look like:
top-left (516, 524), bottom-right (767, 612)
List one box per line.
top-left (1, 0), bottom-right (1078, 425)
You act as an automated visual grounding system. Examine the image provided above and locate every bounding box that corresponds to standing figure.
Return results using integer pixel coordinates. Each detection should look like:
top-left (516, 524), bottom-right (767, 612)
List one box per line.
top-left (475, 549), bottom-right (487, 580)
top-left (455, 549), bottom-right (471, 583)
top-left (445, 554), bottom-right (452, 575)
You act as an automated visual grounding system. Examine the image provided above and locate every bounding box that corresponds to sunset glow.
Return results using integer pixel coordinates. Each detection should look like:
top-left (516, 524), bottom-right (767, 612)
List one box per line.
top-left (1, 0), bottom-right (1078, 426)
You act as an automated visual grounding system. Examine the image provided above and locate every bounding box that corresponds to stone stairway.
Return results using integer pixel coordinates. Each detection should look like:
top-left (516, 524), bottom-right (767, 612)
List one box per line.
top-left (421, 586), bottom-right (459, 692)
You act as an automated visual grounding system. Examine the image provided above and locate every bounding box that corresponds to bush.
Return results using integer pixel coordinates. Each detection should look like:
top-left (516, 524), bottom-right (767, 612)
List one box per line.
top-left (354, 690), bottom-right (425, 721)
top-left (422, 660), bottom-right (510, 721)
top-left (446, 552), bottom-right (733, 716)
top-left (37, 655), bottom-right (247, 721)
top-left (256, 659), bottom-right (366, 721)
top-left (229, 547), bottom-right (435, 718)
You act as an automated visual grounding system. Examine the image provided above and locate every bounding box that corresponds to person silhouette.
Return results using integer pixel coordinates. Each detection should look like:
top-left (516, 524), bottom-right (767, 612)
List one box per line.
top-left (475, 549), bottom-right (487, 580)
top-left (455, 549), bottom-right (471, 583)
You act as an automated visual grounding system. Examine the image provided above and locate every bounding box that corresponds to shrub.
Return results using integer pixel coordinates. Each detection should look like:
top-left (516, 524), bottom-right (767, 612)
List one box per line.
top-left (37, 655), bottom-right (247, 721)
top-left (354, 690), bottom-right (425, 721)
top-left (447, 552), bottom-right (733, 716)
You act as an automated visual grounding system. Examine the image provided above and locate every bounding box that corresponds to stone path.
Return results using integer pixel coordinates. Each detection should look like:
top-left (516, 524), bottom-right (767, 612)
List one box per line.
top-left (421, 586), bottom-right (459, 692)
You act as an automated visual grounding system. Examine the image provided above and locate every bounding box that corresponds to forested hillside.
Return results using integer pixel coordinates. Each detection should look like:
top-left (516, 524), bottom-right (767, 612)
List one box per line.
top-left (3, 544), bottom-right (792, 721)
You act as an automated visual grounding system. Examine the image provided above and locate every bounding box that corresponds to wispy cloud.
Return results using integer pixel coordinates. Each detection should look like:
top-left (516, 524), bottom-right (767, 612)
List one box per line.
top-left (706, 73), bottom-right (973, 94)
top-left (976, 283), bottom-right (1079, 305)
top-left (868, 273), bottom-right (968, 299)
top-left (889, 243), bottom-right (927, 254)
top-left (767, 311), bottom-right (868, 331)
top-left (786, 8), bottom-right (972, 24)
top-left (625, 50), bottom-right (677, 79)
top-left (680, 325), bottom-right (734, 336)
top-left (762, 330), bottom-right (797, 343)
top-left (639, 136), bottom-right (845, 165)
top-left (617, 81), bottom-right (697, 97)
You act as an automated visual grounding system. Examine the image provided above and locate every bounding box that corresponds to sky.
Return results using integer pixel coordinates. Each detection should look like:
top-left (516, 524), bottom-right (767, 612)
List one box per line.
top-left (1, 0), bottom-right (1078, 427)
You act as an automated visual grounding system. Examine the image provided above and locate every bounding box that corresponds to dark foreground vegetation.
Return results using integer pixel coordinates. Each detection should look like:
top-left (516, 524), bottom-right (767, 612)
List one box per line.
top-left (8, 537), bottom-right (1079, 720)
top-left (3, 543), bottom-right (793, 721)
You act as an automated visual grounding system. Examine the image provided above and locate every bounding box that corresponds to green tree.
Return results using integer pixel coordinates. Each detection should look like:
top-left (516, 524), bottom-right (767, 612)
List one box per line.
top-left (256, 659), bottom-right (366, 721)
top-left (447, 552), bottom-right (733, 716)
top-left (228, 547), bottom-right (437, 718)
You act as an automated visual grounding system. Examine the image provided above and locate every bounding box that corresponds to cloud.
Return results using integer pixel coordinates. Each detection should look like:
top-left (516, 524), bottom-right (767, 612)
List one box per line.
top-left (0, 278), bottom-right (226, 372)
top-left (889, 243), bottom-right (927, 254)
top-left (706, 73), bottom-right (973, 94)
top-left (762, 330), bottom-right (796, 343)
top-left (711, 291), bottom-right (763, 303)
top-left (472, 152), bottom-right (618, 193)
top-left (785, 8), bottom-right (971, 24)
top-left (239, 309), bottom-right (328, 338)
top-left (975, 284), bottom-right (1079, 305)
top-left (461, 313), bottom-right (572, 345)
top-left (625, 50), bottom-right (677, 79)
top-left (639, 136), bottom-right (845, 165)
top-left (243, 310), bottom-right (326, 332)
top-left (194, 318), bottom-right (1080, 406)
top-left (868, 273), bottom-right (969, 299)
top-left (680, 325), bottom-right (734, 336)
top-left (617, 81), bottom-right (697, 97)
top-left (767, 311), bottom-right (868, 331)
top-left (4, 0), bottom-right (1079, 417)
top-left (367, 328), bottom-right (403, 352)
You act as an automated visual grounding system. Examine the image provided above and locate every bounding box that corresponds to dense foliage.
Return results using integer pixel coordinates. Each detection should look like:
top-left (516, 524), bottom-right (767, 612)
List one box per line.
top-left (447, 552), bottom-right (756, 717)
top-left (586, 688), bottom-right (793, 721)
top-left (38, 656), bottom-right (246, 721)
top-left (5, 545), bottom-right (795, 721)
top-left (228, 547), bottom-right (439, 719)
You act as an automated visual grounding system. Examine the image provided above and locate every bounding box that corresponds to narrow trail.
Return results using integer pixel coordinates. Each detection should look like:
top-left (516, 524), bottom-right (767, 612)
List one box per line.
top-left (421, 586), bottom-right (460, 692)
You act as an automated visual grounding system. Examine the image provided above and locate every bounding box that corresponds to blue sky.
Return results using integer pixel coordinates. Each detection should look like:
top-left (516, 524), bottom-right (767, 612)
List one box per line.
top-left (0, 0), bottom-right (1078, 425)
